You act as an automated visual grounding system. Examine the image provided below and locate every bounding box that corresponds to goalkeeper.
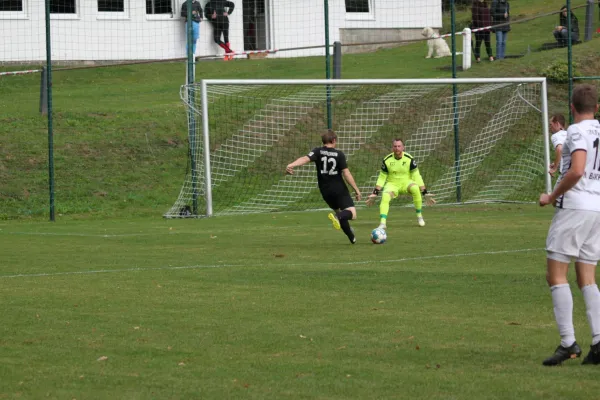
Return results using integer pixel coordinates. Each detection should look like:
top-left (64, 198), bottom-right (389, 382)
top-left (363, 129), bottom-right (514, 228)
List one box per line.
top-left (366, 138), bottom-right (434, 228)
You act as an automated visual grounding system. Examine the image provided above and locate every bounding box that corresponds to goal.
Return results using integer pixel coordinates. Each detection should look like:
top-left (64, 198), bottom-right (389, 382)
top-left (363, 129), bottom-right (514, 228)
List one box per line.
top-left (165, 78), bottom-right (551, 218)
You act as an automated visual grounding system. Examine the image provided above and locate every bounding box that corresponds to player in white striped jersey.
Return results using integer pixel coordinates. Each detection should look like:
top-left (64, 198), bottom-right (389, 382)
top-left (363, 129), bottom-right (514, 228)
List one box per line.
top-left (539, 84), bottom-right (600, 366)
top-left (548, 113), bottom-right (567, 177)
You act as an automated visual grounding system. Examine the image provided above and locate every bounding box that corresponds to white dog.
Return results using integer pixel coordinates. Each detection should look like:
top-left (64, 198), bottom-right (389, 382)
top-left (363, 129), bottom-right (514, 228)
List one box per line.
top-left (421, 27), bottom-right (452, 59)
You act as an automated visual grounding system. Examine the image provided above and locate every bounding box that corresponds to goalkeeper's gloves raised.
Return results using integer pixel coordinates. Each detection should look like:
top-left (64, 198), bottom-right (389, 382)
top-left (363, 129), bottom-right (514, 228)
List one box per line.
top-left (421, 188), bottom-right (436, 206)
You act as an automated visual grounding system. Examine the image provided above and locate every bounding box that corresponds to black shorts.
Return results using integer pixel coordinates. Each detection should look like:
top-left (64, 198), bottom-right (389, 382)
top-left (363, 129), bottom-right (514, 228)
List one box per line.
top-left (320, 187), bottom-right (354, 211)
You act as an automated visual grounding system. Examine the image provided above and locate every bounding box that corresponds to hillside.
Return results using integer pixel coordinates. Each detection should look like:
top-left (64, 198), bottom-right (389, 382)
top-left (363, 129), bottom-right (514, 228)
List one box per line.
top-left (0, 0), bottom-right (599, 220)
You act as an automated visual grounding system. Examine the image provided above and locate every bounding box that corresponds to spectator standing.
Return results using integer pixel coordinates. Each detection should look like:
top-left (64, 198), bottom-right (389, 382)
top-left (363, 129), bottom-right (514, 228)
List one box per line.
top-left (471, 0), bottom-right (494, 62)
top-left (491, 0), bottom-right (510, 60)
top-left (205, 0), bottom-right (235, 61)
top-left (181, 0), bottom-right (202, 57)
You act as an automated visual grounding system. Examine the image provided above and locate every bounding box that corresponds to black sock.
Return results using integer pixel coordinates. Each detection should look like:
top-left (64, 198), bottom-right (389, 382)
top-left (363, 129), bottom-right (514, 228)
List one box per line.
top-left (336, 209), bottom-right (352, 222)
top-left (336, 210), bottom-right (354, 241)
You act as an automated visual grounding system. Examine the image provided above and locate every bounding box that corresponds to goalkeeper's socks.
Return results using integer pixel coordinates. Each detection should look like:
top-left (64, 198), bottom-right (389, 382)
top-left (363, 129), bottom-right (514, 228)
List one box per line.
top-left (379, 214), bottom-right (387, 228)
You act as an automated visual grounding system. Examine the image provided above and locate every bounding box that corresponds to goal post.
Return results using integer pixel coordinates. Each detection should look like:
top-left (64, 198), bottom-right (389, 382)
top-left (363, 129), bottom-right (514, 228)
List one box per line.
top-left (165, 78), bottom-right (551, 218)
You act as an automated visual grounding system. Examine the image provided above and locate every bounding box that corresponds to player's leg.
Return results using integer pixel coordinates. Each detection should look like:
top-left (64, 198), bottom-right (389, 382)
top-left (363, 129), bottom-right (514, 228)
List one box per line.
top-left (322, 191), bottom-right (341, 230)
top-left (577, 213), bottom-right (600, 364)
top-left (543, 209), bottom-right (581, 366)
top-left (336, 193), bottom-right (357, 244)
top-left (543, 255), bottom-right (580, 365)
top-left (328, 212), bottom-right (341, 230)
top-left (406, 182), bottom-right (424, 226)
top-left (337, 207), bottom-right (356, 244)
top-left (378, 184), bottom-right (398, 230)
top-left (577, 261), bottom-right (600, 364)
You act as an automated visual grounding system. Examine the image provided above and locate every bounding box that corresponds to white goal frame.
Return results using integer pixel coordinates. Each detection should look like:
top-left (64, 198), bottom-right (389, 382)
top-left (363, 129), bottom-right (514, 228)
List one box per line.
top-left (189, 78), bottom-right (551, 217)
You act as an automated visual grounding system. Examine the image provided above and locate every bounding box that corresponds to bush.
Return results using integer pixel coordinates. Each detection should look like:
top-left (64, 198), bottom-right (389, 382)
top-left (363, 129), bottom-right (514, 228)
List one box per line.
top-left (540, 60), bottom-right (580, 83)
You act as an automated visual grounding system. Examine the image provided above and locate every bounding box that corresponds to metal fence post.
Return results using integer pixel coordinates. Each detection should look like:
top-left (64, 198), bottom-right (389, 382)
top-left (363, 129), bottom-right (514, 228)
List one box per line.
top-left (333, 41), bottom-right (342, 79)
top-left (584, 0), bottom-right (594, 41)
top-left (39, 66), bottom-right (48, 115)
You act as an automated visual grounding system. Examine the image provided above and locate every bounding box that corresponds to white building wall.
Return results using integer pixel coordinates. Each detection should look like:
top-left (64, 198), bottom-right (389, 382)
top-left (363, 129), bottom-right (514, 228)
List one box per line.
top-left (0, 0), bottom-right (440, 62)
top-left (0, 0), bottom-right (245, 62)
top-left (269, 0), bottom-right (442, 58)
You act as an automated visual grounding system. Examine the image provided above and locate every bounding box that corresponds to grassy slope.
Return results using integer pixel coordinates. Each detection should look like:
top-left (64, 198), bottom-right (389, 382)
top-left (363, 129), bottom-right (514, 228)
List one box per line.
top-left (0, 0), bottom-right (599, 219)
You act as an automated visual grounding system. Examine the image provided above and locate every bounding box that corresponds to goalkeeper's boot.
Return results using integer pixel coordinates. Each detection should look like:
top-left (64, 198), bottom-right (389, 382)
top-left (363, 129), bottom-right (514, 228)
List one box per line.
top-left (582, 342), bottom-right (600, 365)
top-left (417, 215), bottom-right (425, 227)
top-left (377, 223), bottom-right (386, 230)
top-left (328, 213), bottom-right (341, 230)
top-left (542, 342), bottom-right (582, 366)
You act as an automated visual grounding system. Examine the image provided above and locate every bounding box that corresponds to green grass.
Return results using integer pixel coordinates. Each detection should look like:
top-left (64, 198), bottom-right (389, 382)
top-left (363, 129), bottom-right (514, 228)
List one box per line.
top-left (3, 205), bottom-right (600, 399)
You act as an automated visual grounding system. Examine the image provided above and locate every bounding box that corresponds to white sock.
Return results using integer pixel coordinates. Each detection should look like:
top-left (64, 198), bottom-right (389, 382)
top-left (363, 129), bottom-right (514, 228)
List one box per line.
top-left (582, 284), bottom-right (600, 345)
top-left (551, 284), bottom-right (576, 347)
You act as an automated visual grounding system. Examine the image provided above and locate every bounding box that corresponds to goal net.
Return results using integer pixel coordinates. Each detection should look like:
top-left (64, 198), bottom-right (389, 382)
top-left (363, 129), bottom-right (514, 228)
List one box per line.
top-left (165, 78), bottom-right (551, 218)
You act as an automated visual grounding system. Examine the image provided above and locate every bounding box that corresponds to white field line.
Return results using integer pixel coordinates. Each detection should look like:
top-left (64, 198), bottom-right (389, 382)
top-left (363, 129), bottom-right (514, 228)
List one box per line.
top-left (0, 225), bottom-right (299, 237)
top-left (0, 248), bottom-right (543, 279)
top-left (1, 231), bottom-right (159, 238)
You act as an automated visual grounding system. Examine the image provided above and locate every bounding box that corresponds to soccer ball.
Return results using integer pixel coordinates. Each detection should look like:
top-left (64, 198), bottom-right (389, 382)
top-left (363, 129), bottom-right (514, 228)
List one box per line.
top-left (371, 228), bottom-right (387, 244)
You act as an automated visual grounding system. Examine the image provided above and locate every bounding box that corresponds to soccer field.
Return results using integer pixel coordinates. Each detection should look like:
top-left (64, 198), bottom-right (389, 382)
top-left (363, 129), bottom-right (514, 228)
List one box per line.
top-left (2, 204), bottom-right (600, 399)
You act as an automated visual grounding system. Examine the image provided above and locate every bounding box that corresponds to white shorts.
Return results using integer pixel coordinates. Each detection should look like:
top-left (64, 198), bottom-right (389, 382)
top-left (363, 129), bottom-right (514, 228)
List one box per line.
top-left (546, 208), bottom-right (600, 264)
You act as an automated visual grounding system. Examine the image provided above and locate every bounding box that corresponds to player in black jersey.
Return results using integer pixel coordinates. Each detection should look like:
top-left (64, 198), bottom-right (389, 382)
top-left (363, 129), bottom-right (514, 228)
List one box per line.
top-left (286, 129), bottom-right (362, 243)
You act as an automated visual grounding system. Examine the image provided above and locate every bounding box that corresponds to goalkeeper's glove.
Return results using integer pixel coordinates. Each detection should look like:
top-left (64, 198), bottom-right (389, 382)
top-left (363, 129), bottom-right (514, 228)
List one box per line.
top-left (422, 188), bottom-right (436, 206)
top-left (366, 188), bottom-right (379, 207)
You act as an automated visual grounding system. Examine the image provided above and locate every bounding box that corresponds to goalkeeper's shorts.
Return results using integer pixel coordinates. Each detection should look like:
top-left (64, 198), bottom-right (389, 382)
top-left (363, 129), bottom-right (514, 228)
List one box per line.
top-left (382, 180), bottom-right (418, 197)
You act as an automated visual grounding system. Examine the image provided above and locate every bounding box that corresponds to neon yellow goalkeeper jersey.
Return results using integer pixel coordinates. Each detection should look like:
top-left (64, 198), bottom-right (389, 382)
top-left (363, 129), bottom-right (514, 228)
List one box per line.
top-left (376, 152), bottom-right (425, 188)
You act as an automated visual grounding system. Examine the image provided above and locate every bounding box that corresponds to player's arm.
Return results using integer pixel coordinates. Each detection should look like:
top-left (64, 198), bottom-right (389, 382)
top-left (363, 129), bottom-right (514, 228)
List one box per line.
top-left (549, 144), bottom-right (563, 176)
top-left (540, 149), bottom-right (586, 206)
top-left (409, 164), bottom-right (425, 189)
top-left (225, 1), bottom-right (234, 14)
top-left (342, 168), bottom-right (361, 201)
top-left (286, 156), bottom-right (310, 175)
top-left (375, 159), bottom-right (388, 188)
top-left (367, 161), bottom-right (388, 206)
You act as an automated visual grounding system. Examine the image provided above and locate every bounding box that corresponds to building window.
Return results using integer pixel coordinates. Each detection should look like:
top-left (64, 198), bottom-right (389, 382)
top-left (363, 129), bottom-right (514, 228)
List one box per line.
top-left (98, 0), bottom-right (124, 12)
top-left (345, 0), bottom-right (369, 13)
top-left (50, 0), bottom-right (76, 14)
top-left (146, 0), bottom-right (172, 15)
top-left (0, 0), bottom-right (23, 11)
